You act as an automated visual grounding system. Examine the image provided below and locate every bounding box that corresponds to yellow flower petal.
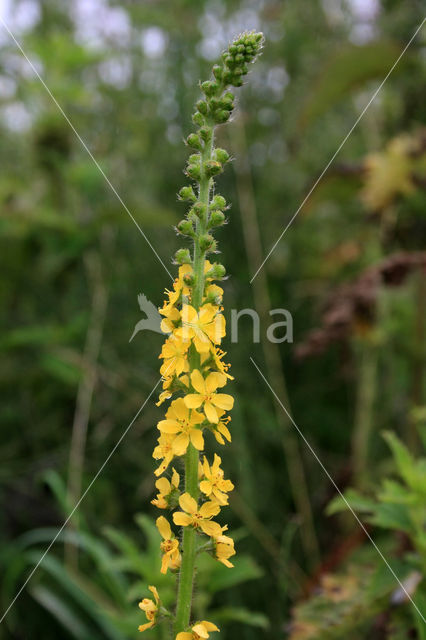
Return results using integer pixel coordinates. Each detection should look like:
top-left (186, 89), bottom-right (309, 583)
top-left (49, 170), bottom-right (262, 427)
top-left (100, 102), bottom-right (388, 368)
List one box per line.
top-left (179, 492), bottom-right (197, 514)
top-left (169, 397), bottom-right (189, 421)
top-left (155, 477), bottom-right (171, 494)
top-left (138, 621), bottom-right (154, 632)
top-left (200, 479), bottom-right (212, 496)
top-left (199, 501), bottom-right (220, 518)
top-left (184, 394), bottom-right (203, 409)
top-left (201, 621), bottom-right (220, 632)
top-left (189, 428), bottom-right (204, 451)
top-left (156, 516), bottom-right (172, 541)
top-left (148, 586), bottom-right (159, 604)
top-left (160, 553), bottom-right (170, 574)
top-left (212, 394), bottom-right (234, 411)
top-left (192, 623), bottom-right (210, 638)
top-left (171, 468), bottom-right (180, 488)
top-left (176, 634), bottom-right (193, 640)
top-left (158, 419), bottom-right (181, 433)
top-left (172, 432), bottom-right (190, 456)
top-left (194, 334), bottom-right (211, 353)
top-left (173, 512), bottom-right (193, 527)
top-left (191, 370), bottom-right (206, 394)
top-left (199, 520), bottom-right (222, 537)
top-left (190, 409), bottom-right (205, 425)
top-left (204, 401), bottom-right (218, 424)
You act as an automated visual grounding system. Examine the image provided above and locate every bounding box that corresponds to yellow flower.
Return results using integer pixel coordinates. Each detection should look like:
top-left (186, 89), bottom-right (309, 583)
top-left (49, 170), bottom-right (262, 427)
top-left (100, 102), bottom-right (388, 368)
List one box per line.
top-left (184, 370), bottom-right (234, 423)
top-left (173, 492), bottom-right (222, 537)
top-left (156, 516), bottom-right (181, 574)
top-left (176, 620), bottom-right (220, 640)
top-left (160, 335), bottom-right (190, 377)
top-left (214, 531), bottom-right (236, 568)
top-left (151, 468), bottom-right (180, 509)
top-left (211, 347), bottom-right (233, 380)
top-left (153, 432), bottom-right (176, 476)
top-left (160, 306), bottom-right (180, 334)
top-left (200, 454), bottom-right (234, 505)
top-left (158, 398), bottom-right (205, 455)
top-left (177, 304), bottom-right (225, 353)
top-left (211, 410), bottom-right (232, 445)
top-left (156, 388), bottom-right (172, 407)
top-left (138, 585), bottom-right (160, 632)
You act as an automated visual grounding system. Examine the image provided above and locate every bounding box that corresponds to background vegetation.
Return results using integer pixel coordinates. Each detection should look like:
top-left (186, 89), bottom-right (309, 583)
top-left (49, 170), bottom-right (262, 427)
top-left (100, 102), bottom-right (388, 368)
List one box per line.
top-left (0, 1), bottom-right (425, 638)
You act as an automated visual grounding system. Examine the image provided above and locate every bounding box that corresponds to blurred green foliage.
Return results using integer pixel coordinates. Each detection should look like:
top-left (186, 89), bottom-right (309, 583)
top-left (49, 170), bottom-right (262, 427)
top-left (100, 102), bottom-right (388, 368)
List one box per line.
top-left (0, 0), bottom-right (425, 638)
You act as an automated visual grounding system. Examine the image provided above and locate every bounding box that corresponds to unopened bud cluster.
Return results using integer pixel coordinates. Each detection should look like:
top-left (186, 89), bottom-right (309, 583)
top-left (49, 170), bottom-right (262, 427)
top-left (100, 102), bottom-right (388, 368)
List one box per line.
top-left (174, 30), bottom-right (264, 289)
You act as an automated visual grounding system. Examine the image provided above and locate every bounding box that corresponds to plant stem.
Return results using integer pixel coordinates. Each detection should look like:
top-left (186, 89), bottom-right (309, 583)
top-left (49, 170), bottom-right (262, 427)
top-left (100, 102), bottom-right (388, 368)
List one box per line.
top-left (173, 123), bottom-right (214, 636)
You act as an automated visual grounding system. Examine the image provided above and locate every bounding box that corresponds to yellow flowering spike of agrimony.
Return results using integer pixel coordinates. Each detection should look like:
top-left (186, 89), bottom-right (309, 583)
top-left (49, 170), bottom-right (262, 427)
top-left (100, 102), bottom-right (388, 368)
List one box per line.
top-left (156, 516), bottom-right (181, 574)
top-left (177, 304), bottom-right (225, 353)
top-left (173, 492), bottom-right (222, 537)
top-left (139, 30), bottom-right (264, 637)
top-left (176, 621), bottom-right (220, 640)
top-left (200, 454), bottom-right (234, 505)
top-left (138, 585), bottom-right (160, 632)
top-left (184, 370), bottom-right (233, 423)
top-left (158, 398), bottom-right (205, 455)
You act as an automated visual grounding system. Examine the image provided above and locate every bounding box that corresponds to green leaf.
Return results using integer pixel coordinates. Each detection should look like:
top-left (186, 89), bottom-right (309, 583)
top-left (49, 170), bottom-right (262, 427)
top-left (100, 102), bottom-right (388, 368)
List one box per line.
top-left (382, 431), bottom-right (417, 489)
top-left (326, 489), bottom-right (376, 516)
top-left (368, 502), bottom-right (412, 533)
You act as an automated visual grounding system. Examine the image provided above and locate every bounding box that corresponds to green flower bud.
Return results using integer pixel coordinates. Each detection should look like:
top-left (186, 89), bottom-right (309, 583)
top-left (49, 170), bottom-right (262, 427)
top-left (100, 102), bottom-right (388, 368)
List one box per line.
top-left (192, 112), bottom-right (204, 126)
top-left (208, 210), bottom-right (226, 227)
top-left (206, 263), bottom-right (226, 280)
top-left (220, 96), bottom-right (234, 111)
top-left (213, 110), bottom-right (231, 124)
top-left (212, 64), bottom-right (222, 80)
top-left (177, 220), bottom-right (195, 236)
top-left (214, 148), bottom-right (230, 164)
top-left (196, 100), bottom-right (208, 115)
top-left (178, 185), bottom-right (196, 202)
top-left (183, 273), bottom-right (195, 287)
top-left (211, 195), bottom-right (226, 210)
top-left (186, 133), bottom-right (202, 150)
top-left (199, 233), bottom-right (215, 252)
top-left (201, 81), bottom-right (218, 97)
top-left (191, 202), bottom-right (207, 218)
top-left (222, 71), bottom-right (233, 85)
top-left (186, 164), bottom-right (201, 180)
top-left (204, 160), bottom-right (223, 177)
top-left (209, 98), bottom-right (220, 112)
top-left (174, 248), bottom-right (192, 264)
top-left (199, 126), bottom-right (212, 142)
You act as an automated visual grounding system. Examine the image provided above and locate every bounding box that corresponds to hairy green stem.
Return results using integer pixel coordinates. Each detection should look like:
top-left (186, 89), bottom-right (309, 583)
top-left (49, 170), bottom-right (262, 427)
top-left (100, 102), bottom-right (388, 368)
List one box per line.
top-left (173, 125), bottom-right (214, 636)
